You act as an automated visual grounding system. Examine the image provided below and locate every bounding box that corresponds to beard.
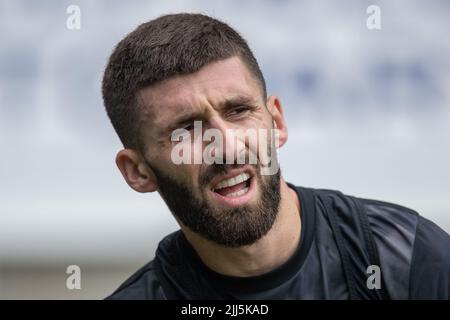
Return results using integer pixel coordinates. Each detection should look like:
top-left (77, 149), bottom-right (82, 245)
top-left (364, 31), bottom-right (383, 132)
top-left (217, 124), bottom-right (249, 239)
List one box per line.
top-left (146, 160), bottom-right (281, 248)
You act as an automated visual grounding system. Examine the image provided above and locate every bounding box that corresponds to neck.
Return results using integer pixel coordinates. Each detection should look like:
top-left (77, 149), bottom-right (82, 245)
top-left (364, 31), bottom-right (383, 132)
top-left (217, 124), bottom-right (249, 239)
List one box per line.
top-left (181, 178), bottom-right (301, 277)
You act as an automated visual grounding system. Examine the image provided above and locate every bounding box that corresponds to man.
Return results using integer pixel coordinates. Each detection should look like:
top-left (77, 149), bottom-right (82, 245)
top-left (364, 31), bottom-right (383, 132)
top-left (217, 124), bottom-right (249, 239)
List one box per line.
top-left (102, 13), bottom-right (450, 299)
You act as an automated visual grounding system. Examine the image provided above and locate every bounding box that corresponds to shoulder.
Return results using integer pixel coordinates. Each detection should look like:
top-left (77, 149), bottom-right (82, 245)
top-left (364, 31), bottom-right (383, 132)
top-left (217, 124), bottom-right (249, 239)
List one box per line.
top-left (105, 260), bottom-right (166, 300)
top-left (312, 188), bottom-right (421, 248)
top-left (409, 215), bottom-right (450, 299)
top-left (351, 194), bottom-right (450, 299)
top-left (356, 197), bottom-right (419, 299)
top-left (307, 186), bottom-right (450, 299)
top-left (357, 196), bottom-right (420, 264)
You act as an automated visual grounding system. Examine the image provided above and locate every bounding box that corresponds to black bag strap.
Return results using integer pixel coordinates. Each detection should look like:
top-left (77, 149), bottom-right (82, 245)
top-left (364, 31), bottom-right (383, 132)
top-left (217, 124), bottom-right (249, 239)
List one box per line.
top-left (323, 193), bottom-right (391, 300)
top-left (323, 195), bottom-right (359, 299)
top-left (351, 196), bottom-right (391, 300)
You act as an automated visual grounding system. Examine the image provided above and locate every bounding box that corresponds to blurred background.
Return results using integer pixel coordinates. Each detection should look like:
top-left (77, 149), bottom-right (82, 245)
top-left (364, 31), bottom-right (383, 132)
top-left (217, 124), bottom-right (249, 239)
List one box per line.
top-left (0, 0), bottom-right (449, 299)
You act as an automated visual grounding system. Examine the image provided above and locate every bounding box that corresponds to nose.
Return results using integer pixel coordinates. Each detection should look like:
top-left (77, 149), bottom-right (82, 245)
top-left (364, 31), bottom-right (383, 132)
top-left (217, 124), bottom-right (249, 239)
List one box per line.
top-left (206, 116), bottom-right (246, 164)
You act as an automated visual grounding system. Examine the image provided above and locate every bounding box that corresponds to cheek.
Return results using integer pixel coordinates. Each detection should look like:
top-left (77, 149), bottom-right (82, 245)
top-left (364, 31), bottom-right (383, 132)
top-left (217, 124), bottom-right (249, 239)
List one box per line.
top-left (242, 112), bottom-right (266, 126)
top-left (241, 111), bottom-right (273, 133)
top-left (240, 116), bottom-right (274, 155)
top-left (152, 154), bottom-right (192, 183)
top-left (177, 164), bottom-right (202, 188)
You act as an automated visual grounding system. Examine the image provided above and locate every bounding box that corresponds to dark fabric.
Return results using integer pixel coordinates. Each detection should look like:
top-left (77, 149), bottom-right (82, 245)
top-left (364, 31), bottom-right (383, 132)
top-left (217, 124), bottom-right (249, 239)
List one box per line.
top-left (106, 184), bottom-right (450, 300)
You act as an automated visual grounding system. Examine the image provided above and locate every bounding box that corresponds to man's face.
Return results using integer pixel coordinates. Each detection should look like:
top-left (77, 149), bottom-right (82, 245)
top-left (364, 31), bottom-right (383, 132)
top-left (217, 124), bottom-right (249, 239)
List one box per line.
top-left (137, 56), bottom-right (283, 247)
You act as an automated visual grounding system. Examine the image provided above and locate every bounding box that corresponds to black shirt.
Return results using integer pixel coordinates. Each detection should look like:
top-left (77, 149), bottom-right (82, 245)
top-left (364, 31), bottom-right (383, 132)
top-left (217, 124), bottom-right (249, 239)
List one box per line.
top-left (107, 184), bottom-right (450, 299)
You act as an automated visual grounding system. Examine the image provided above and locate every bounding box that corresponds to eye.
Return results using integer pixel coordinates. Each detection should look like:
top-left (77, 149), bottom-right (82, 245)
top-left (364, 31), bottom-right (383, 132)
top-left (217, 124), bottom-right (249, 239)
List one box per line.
top-left (228, 106), bottom-right (249, 117)
top-left (183, 123), bottom-right (195, 131)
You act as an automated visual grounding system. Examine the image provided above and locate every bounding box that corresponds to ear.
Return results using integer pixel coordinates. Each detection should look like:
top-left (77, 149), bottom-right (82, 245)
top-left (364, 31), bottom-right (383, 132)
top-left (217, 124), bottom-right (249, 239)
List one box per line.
top-left (115, 149), bottom-right (158, 193)
top-left (266, 95), bottom-right (288, 148)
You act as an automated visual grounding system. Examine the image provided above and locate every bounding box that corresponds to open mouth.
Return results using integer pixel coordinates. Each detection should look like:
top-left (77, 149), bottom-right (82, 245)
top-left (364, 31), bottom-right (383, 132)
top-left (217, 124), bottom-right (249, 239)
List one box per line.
top-left (210, 171), bottom-right (256, 207)
top-left (212, 172), bottom-right (251, 197)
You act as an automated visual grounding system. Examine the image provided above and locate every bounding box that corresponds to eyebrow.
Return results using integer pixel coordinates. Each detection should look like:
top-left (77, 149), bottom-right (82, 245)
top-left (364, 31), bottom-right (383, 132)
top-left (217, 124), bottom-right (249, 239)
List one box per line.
top-left (166, 95), bottom-right (258, 131)
top-left (220, 95), bottom-right (257, 110)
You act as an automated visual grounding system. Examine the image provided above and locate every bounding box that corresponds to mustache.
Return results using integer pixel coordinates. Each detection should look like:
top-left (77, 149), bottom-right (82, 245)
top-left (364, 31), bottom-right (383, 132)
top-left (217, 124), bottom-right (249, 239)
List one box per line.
top-left (199, 163), bottom-right (258, 187)
top-left (198, 145), bottom-right (274, 187)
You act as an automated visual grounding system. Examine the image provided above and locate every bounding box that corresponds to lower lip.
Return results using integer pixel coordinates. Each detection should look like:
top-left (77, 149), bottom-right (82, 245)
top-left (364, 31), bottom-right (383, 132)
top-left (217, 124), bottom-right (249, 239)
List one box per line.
top-left (209, 176), bottom-right (256, 207)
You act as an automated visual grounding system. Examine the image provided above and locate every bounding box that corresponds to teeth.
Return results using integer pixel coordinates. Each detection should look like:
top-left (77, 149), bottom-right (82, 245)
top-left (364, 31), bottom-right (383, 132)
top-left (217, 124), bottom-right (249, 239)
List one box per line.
top-left (214, 173), bottom-right (250, 191)
top-left (225, 187), bottom-right (249, 197)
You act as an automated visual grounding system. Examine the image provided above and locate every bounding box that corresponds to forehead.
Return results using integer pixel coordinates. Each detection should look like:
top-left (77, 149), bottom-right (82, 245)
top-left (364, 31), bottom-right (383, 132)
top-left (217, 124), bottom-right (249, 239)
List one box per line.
top-left (137, 56), bottom-right (263, 129)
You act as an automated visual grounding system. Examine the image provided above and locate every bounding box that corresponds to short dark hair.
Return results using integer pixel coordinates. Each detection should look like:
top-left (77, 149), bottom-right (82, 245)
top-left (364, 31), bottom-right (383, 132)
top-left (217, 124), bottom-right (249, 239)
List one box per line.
top-left (102, 13), bottom-right (267, 150)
